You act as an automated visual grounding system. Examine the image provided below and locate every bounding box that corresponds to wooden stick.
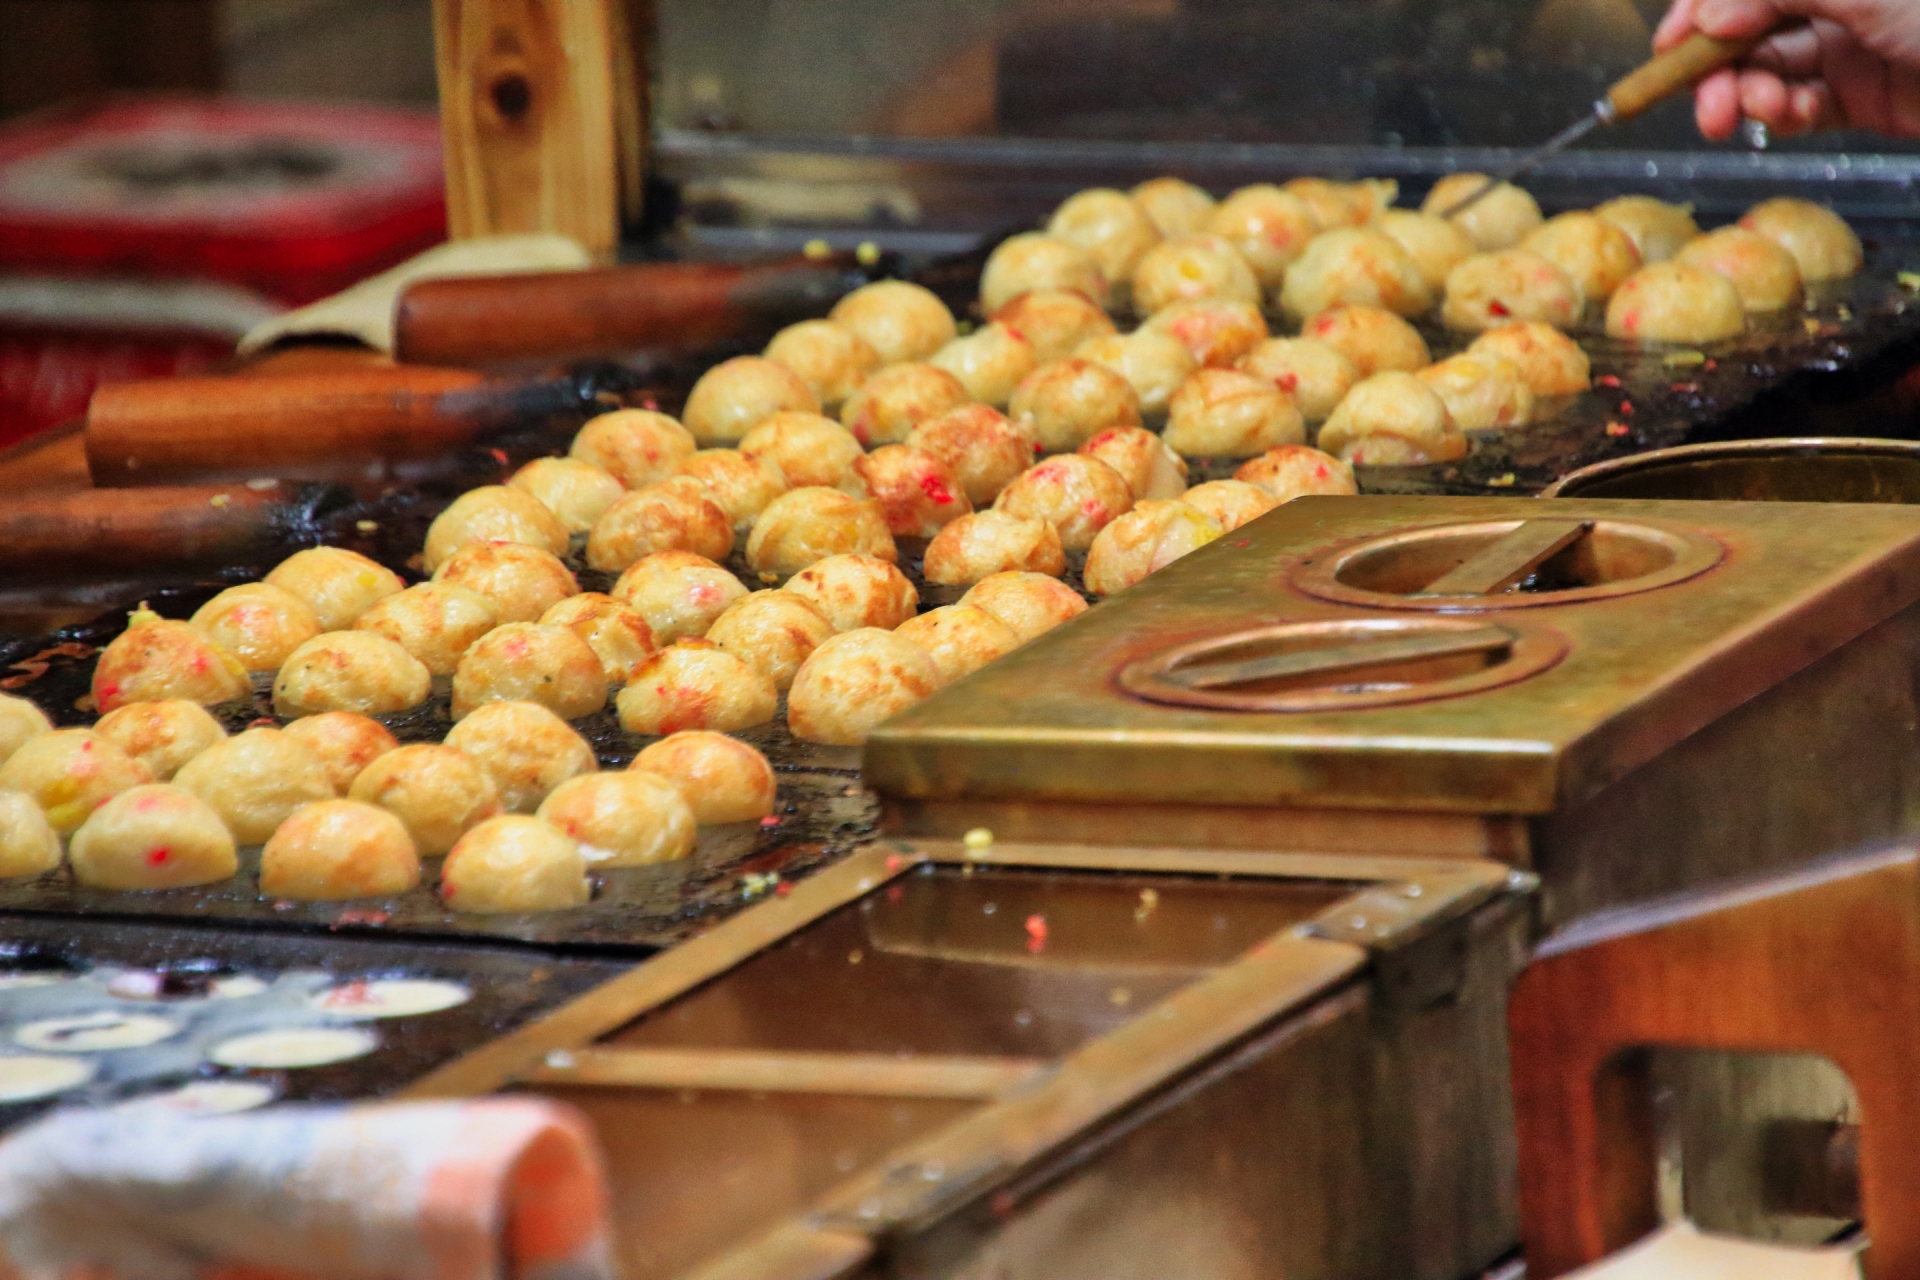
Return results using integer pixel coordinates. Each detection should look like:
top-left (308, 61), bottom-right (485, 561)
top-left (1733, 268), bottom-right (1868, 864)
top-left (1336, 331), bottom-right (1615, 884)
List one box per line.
top-left (524, 1046), bottom-right (1048, 1100)
top-left (0, 483), bottom-right (324, 579)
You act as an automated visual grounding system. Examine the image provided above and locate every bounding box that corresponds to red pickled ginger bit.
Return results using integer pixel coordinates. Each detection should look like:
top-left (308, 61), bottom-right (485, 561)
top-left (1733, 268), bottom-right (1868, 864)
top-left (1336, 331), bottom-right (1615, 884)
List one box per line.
top-left (489, 448), bottom-right (510, 465)
top-left (1595, 374), bottom-right (1621, 388)
top-left (1605, 421), bottom-right (1630, 437)
top-left (1025, 913), bottom-right (1049, 953)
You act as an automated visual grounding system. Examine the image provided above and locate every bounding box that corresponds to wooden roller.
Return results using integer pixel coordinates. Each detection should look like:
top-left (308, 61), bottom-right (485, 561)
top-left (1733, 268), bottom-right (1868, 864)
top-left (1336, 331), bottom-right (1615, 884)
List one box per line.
top-left (0, 484), bottom-right (330, 579)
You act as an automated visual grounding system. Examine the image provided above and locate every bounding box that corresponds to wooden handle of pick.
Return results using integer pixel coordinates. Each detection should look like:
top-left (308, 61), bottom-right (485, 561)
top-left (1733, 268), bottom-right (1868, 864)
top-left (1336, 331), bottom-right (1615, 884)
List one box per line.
top-left (1606, 31), bottom-right (1768, 120)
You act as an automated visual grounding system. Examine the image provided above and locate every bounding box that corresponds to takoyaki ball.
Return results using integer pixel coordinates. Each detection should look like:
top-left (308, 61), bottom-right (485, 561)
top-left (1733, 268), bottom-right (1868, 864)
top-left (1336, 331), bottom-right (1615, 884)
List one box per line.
top-left (1203, 185), bottom-right (1321, 290)
top-left (958, 571), bottom-right (1088, 643)
top-left (1375, 210), bottom-right (1477, 295)
top-left (189, 584), bottom-right (320, 673)
top-left (259, 800), bottom-right (420, 901)
top-left (585, 479), bottom-right (734, 574)
top-left (281, 712), bottom-right (397, 795)
top-left (1233, 445), bottom-right (1360, 503)
top-left (540, 594), bottom-right (657, 685)
top-left (423, 485), bottom-right (569, 572)
top-left (1283, 177), bottom-right (1394, 229)
top-left (907, 405), bottom-right (1036, 506)
top-left (993, 289), bottom-right (1118, 363)
top-left (91, 700), bottom-right (222, 784)
top-left (1739, 198), bottom-right (1863, 282)
top-left (1078, 426), bottom-right (1188, 500)
top-left (537, 771), bottom-right (695, 866)
top-left (1163, 369), bottom-right (1307, 458)
top-left (783, 554), bottom-right (919, 632)
top-left (172, 727), bottom-right (332, 845)
top-left (788, 628), bottom-right (944, 746)
top-left (272, 632), bottom-right (431, 719)
top-left (1521, 211), bottom-right (1642, 302)
top-left (443, 701), bottom-right (596, 813)
top-left (1009, 358), bottom-right (1142, 454)
top-left (682, 356), bottom-right (820, 446)
top-left (929, 322), bottom-right (1039, 408)
top-left (739, 412), bottom-right (867, 493)
top-left (1084, 500), bottom-right (1224, 596)
top-left (853, 445), bottom-right (972, 539)
top-left (923, 511), bottom-right (1067, 585)
top-left (993, 454), bottom-right (1135, 551)
top-left (1236, 337), bottom-right (1358, 421)
top-left (704, 590), bottom-right (835, 691)
top-left (263, 547), bottom-right (404, 633)
top-left (763, 319), bottom-right (882, 412)
top-left (631, 731), bottom-right (776, 825)
top-left (1440, 250), bottom-right (1583, 332)
top-left (70, 784), bottom-right (236, 891)
top-left (507, 457), bottom-right (626, 536)
top-left (1131, 177), bottom-right (1216, 239)
top-left (1421, 174), bottom-right (1544, 251)
top-left (1180, 479), bottom-right (1278, 532)
top-left (615, 640), bottom-right (778, 735)
top-left (1073, 329), bottom-right (1198, 418)
top-left (746, 488), bottom-right (897, 581)
top-left (1317, 373), bottom-right (1466, 466)
top-left (0, 694), bottom-right (51, 767)
top-left (353, 583), bottom-right (498, 676)
top-left (440, 816), bottom-right (589, 914)
top-left (569, 409), bottom-right (696, 490)
top-left (0, 792), bottom-right (59, 880)
top-left (980, 232), bottom-right (1109, 314)
top-left (1048, 188), bottom-right (1163, 286)
top-left (1300, 306), bottom-right (1431, 377)
top-left (1417, 353), bottom-right (1536, 431)
top-left (1594, 196), bottom-right (1700, 263)
top-left (348, 743), bottom-right (502, 856)
top-left (1676, 226), bottom-right (1805, 312)
top-left (92, 613), bottom-right (249, 715)
top-left (675, 449), bottom-right (789, 528)
top-left (0, 731), bottom-right (153, 834)
top-left (1141, 298), bottom-right (1270, 368)
top-left (828, 280), bottom-right (958, 366)
top-left (840, 362), bottom-right (971, 448)
top-left (894, 604), bottom-right (1021, 686)
top-left (1467, 322), bottom-right (1592, 396)
top-left (1130, 235), bottom-right (1261, 314)
top-left (1604, 262), bottom-right (1746, 344)
top-left (450, 623), bottom-right (606, 722)
top-left (1279, 229), bottom-right (1433, 323)
top-left (610, 551), bottom-right (748, 645)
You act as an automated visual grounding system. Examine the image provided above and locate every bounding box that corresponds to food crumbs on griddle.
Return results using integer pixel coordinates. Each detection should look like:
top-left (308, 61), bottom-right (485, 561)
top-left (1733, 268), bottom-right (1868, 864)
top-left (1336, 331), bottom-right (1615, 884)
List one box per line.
top-left (803, 238), bottom-right (832, 261)
top-left (1488, 473), bottom-right (1516, 487)
top-left (356, 520), bottom-right (379, 534)
top-left (1605, 422), bottom-right (1630, 437)
top-left (1670, 382), bottom-right (1700, 395)
top-left (1135, 887), bottom-right (1159, 921)
top-left (1703, 359), bottom-right (1717, 371)
top-left (1233, 539), bottom-right (1251, 549)
top-left (488, 448), bottom-right (510, 465)
top-left (759, 815), bottom-right (781, 828)
top-left (856, 241), bottom-right (881, 267)
top-left (847, 949), bottom-right (863, 964)
top-left (963, 827), bottom-right (994, 858)
top-left (1109, 986), bottom-right (1132, 1007)
top-left (1595, 374), bottom-right (1621, 388)
top-left (209, 494), bottom-right (231, 509)
top-left (1839, 304), bottom-right (1854, 321)
top-left (331, 909), bottom-right (390, 927)
top-left (1805, 318), bottom-right (1823, 335)
top-left (1025, 914), bottom-right (1048, 953)
top-left (774, 881), bottom-right (792, 897)
top-left (1662, 351), bottom-right (1706, 368)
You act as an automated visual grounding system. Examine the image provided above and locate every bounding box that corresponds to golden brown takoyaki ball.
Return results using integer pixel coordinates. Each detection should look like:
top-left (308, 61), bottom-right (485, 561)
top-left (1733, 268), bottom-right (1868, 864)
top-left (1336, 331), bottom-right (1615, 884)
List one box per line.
top-left (1049, 188), bottom-right (1163, 287)
top-left (1594, 196), bottom-right (1700, 263)
top-left (1676, 227), bottom-right (1805, 312)
top-left (1203, 185), bottom-right (1321, 290)
top-left (272, 631), bottom-right (431, 719)
top-left (1236, 337), bottom-right (1358, 422)
top-left (353, 583), bottom-right (499, 676)
top-left (0, 791), bottom-right (59, 880)
top-left (928, 322), bottom-right (1039, 408)
top-left (788, 628), bottom-right (943, 746)
top-left (1084, 500), bottom-right (1224, 596)
top-left (172, 727), bottom-right (332, 845)
top-left (631, 731), bottom-right (776, 825)
top-left (440, 815), bottom-right (589, 914)
top-left (1180, 480), bottom-right (1278, 531)
top-left (507, 457), bottom-right (626, 536)
top-left (1141, 299), bottom-right (1270, 368)
top-left (980, 233), bottom-right (1110, 314)
top-left (1604, 262), bottom-right (1746, 344)
top-left (739, 411), bottom-right (867, 494)
top-left (839, 362), bottom-right (971, 449)
top-left (431, 542), bottom-right (582, 626)
top-left (537, 770), bottom-right (695, 865)
top-left (763, 319), bottom-right (882, 412)
top-left (1739, 198), bottom-right (1863, 282)
top-left (1441, 250), bottom-right (1583, 332)
top-left (540, 593), bottom-right (657, 686)
top-left (993, 289), bottom-right (1118, 363)
top-left (92, 700), bottom-right (225, 782)
top-left (1417, 353), bottom-right (1536, 431)
top-left (1421, 175), bottom-right (1544, 251)
top-left (615, 639), bottom-right (778, 735)
top-left (894, 604), bottom-right (1020, 686)
top-left (0, 730), bottom-right (153, 834)
top-left (1284, 177), bottom-right (1396, 228)
top-left (1280, 229), bottom-right (1433, 323)
top-left (1078, 426), bottom-right (1188, 500)
top-left (422, 485), bottom-right (570, 572)
top-left (923, 510), bottom-right (1067, 585)
top-left (1466, 322), bottom-right (1591, 396)
top-left (610, 551), bottom-right (748, 645)
top-left (1073, 329), bottom-right (1197, 419)
top-left (1131, 177), bottom-right (1217, 238)
top-left (70, 784), bottom-right (236, 891)
top-left (281, 712), bottom-right (396, 795)
top-left (92, 613), bottom-right (249, 715)
top-left (1521, 212), bottom-right (1641, 303)
top-left (1163, 369), bottom-right (1306, 458)
top-left (853, 445), bottom-right (972, 539)
top-left (189, 584), bottom-right (320, 673)
top-left (1375, 210), bottom-right (1477, 295)
top-left (1317, 373), bottom-right (1466, 466)
top-left (1130, 235), bottom-right (1261, 314)
top-left (994, 453), bottom-right (1135, 551)
top-left (451, 623), bottom-right (606, 722)
top-left (0, 694), bottom-right (51, 767)
top-left (704, 590), bottom-right (835, 691)
top-left (1233, 445), bottom-right (1360, 503)
top-left (586, 479), bottom-right (734, 574)
top-left (443, 701), bottom-right (596, 813)
top-left (259, 800), bottom-right (420, 900)
top-left (1009, 358), bottom-right (1142, 454)
top-left (264, 547), bottom-right (405, 632)
top-left (348, 743), bottom-right (502, 856)
top-left (746, 488), bottom-right (897, 582)
top-left (674, 449), bottom-right (788, 528)
top-left (783, 553), bottom-right (919, 632)
top-left (907, 405), bottom-right (1037, 506)
top-left (569, 409), bottom-right (697, 490)
top-left (828, 280), bottom-right (959, 366)
top-left (682, 356), bottom-right (820, 446)
top-left (1300, 305), bottom-right (1432, 376)
top-left (958, 571), bottom-right (1087, 643)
